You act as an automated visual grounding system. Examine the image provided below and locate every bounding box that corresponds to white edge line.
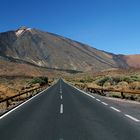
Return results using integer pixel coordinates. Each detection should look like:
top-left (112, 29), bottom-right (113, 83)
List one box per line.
top-left (65, 81), bottom-right (140, 123)
top-left (96, 99), bottom-right (101, 102)
top-left (0, 84), bottom-right (55, 120)
top-left (101, 102), bottom-right (108, 106)
top-left (65, 82), bottom-right (98, 100)
top-left (110, 106), bottom-right (121, 112)
top-left (125, 114), bottom-right (140, 122)
top-left (60, 104), bottom-right (63, 114)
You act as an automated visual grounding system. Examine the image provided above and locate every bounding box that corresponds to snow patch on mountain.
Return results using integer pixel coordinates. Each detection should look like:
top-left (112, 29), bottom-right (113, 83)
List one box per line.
top-left (16, 27), bottom-right (32, 37)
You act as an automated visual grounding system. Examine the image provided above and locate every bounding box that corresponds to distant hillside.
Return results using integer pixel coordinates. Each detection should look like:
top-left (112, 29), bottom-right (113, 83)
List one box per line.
top-left (0, 26), bottom-right (139, 71)
top-left (123, 55), bottom-right (140, 68)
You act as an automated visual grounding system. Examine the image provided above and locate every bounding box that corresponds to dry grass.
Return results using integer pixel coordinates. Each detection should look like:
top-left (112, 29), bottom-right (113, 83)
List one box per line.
top-left (0, 83), bottom-right (21, 100)
top-left (124, 54), bottom-right (140, 68)
top-left (66, 69), bottom-right (140, 102)
top-left (0, 59), bottom-right (77, 99)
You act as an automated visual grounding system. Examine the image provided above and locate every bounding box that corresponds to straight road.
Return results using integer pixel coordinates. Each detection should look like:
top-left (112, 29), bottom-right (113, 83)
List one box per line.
top-left (0, 79), bottom-right (140, 140)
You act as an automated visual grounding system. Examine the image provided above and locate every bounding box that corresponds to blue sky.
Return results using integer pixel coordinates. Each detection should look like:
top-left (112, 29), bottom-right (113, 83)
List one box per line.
top-left (0, 0), bottom-right (140, 54)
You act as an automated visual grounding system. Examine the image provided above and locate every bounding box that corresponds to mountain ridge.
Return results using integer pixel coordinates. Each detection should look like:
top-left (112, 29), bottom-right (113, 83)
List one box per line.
top-left (0, 27), bottom-right (139, 72)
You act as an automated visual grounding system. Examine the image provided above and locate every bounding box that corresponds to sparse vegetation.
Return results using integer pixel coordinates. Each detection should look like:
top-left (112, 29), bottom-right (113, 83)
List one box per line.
top-left (0, 76), bottom-right (51, 113)
top-left (29, 77), bottom-right (48, 86)
top-left (65, 69), bottom-right (140, 102)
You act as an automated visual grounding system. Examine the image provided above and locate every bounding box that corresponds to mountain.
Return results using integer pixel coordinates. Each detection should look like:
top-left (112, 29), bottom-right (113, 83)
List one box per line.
top-left (0, 26), bottom-right (139, 72)
top-left (123, 55), bottom-right (140, 68)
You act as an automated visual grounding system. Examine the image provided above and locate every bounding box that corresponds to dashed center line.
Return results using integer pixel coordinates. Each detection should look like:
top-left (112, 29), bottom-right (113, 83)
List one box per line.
top-left (125, 114), bottom-right (140, 122)
top-left (60, 95), bottom-right (63, 99)
top-left (110, 106), bottom-right (121, 112)
top-left (101, 102), bottom-right (108, 106)
top-left (60, 104), bottom-right (63, 114)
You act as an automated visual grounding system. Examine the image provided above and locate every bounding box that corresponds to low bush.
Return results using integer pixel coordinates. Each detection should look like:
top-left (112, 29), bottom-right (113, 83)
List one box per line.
top-left (129, 82), bottom-right (140, 90)
top-left (130, 75), bottom-right (140, 82)
top-left (103, 81), bottom-right (111, 87)
top-left (97, 75), bottom-right (139, 87)
top-left (98, 76), bottom-right (112, 86)
top-left (29, 77), bottom-right (48, 86)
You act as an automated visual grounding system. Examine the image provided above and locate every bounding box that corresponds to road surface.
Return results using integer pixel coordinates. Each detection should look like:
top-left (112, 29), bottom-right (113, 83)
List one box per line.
top-left (0, 79), bottom-right (140, 140)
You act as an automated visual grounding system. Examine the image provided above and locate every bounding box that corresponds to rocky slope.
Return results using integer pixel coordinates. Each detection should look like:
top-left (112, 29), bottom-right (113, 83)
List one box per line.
top-left (123, 55), bottom-right (140, 68)
top-left (0, 26), bottom-right (139, 71)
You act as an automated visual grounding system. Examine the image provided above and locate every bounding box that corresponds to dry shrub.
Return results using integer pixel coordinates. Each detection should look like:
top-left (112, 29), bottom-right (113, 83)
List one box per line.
top-left (116, 81), bottom-right (129, 90)
top-left (118, 81), bottom-right (129, 86)
top-left (74, 83), bottom-right (87, 89)
top-left (87, 83), bottom-right (100, 88)
top-left (0, 84), bottom-right (18, 98)
top-left (129, 82), bottom-right (140, 90)
top-left (103, 82), bottom-right (111, 87)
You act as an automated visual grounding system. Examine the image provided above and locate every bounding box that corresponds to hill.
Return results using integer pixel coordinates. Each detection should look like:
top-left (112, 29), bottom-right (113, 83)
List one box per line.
top-left (123, 55), bottom-right (140, 68)
top-left (0, 26), bottom-right (139, 72)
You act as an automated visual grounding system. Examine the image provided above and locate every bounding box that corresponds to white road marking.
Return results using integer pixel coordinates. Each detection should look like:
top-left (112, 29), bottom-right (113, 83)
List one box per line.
top-left (125, 114), bottom-right (140, 122)
top-left (110, 106), bottom-right (121, 112)
top-left (83, 93), bottom-right (96, 100)
top-left (96, 99), bottom-right (101, 102)
top-left (60, 95), bottom-right (63, 99)
top-left (91, 96), bottom-right (95, 98)
top-left (66, 83), bottom-right (96, 100)
top-left (60, 83), bottom-right (62, 90)
top-left (101, 102), bottom-right (108, 106)
top-left (60, 104), bottom-right (63, 114)
top-left (66, 82), bottom-right (140, 123)
top-left (60, 90), bottom-right (62, 94)
top-left (0, 85), bottom-right (53, 120)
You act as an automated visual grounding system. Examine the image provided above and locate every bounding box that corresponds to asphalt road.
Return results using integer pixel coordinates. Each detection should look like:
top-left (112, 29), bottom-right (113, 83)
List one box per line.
top-left (0, 79), bottom-right (140, 140)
